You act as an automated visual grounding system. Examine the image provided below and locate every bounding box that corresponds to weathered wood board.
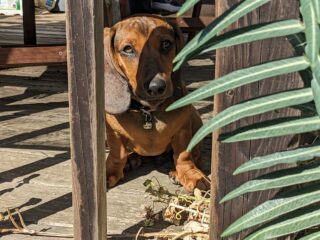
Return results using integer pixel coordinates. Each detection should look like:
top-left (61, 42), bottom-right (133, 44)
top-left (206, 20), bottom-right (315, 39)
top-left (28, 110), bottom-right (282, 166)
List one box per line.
top-left (210, 1), bottom-right (301, 239)
top-left (0, 53), bottom-right (214, 239)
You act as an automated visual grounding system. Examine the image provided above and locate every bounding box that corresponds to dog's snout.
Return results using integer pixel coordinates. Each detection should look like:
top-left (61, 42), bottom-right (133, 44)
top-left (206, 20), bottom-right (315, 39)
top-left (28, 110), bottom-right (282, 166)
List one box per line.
top-left (147, 79), bottom-right (166, 96)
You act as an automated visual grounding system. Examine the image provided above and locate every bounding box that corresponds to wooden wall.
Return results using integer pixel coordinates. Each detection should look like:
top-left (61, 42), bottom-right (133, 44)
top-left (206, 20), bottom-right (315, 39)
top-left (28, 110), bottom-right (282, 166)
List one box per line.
top-left (210, 0), bottom-right (301, 239)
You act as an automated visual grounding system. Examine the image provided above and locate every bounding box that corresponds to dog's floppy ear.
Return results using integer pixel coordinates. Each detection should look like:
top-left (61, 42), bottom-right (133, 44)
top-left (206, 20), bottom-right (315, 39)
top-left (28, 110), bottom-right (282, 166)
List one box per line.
top-left (104, 27), bottom-right (131, 115)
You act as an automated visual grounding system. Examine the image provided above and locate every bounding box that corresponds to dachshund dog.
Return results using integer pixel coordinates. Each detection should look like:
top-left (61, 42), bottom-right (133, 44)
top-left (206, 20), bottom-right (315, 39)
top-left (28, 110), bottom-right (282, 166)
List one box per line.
top-left (104, 15), bottom-right (209, 192)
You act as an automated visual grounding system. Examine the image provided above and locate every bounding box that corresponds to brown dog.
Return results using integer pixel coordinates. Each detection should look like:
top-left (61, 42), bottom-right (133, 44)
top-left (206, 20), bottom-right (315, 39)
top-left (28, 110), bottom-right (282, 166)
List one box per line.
top-left (104, 15), bottom-right (209, 192)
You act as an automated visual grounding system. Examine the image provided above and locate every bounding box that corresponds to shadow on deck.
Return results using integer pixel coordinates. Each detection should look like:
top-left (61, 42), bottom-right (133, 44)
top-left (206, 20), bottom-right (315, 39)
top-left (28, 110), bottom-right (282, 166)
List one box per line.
top-left (0, 11), bottom-right (214, 239)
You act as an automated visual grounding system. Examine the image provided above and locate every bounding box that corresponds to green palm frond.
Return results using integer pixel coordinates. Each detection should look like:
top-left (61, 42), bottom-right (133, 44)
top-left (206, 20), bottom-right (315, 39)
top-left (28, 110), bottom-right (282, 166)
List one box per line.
top-left (233, 142), bottom-right (320, 175)
top-left (168, 57), bottom-right (309, 111)
top-left (313, 0), bottom-right (320, 24)
top-left (298, 231), bottom-right (320, 240)
top-left (174, 0), bottom-right (271, 64)
top-left (287, 33), bottom-right (313, 85)
top-left (187, 88), bottom-right (313, 151)
top-left (300, 0), bottom-right (320, 64)
top-left (169, 0), bottom-right (320, 238)
top-left (244, 205), bottom-right (320, 240)
top-left (174, 20), bottom-right (305, 71)
top-left (220, 164), bottom-right (320, 203)
top-left (222, 184), bottom-right (320, 237)
top-left (176, 0), bottom-right (200, 16)
top-left (301, 0), bottom-right (320, 116)
top-left (220, 116), bottom-right (320, 143)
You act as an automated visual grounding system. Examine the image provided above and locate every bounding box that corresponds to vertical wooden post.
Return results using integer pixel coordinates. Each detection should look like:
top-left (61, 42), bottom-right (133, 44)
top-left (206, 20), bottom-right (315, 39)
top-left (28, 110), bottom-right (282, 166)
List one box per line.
top-left (104, 0), bottom-right (121, 27)
top-left (103, 0), bottom-right (113, 27)
top-left (66, 0), bottom-right (106, 239)
top-left (111, 0), bottom-right (122, 25)
top-left (22, 0), bottom-right (36, 45)
top-left (209, 0), bottom-right (300, 239)
top-left (187, 1), bottom-right (202, 41)
top-left (119, 0), bottom-right (131, 19)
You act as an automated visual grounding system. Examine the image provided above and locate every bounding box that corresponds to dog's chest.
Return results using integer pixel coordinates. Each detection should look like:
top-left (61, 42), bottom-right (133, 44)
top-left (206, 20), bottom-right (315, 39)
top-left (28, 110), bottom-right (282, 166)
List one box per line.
top-left (119, 111), bottom-right (174, 137)
top-left (107, 110), bottom-right (185, 155)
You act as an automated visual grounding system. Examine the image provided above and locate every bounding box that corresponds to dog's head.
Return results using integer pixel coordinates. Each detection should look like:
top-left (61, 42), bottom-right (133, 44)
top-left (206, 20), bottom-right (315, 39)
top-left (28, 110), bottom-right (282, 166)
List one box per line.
top-left (104, 16), bottom-right (184, 114)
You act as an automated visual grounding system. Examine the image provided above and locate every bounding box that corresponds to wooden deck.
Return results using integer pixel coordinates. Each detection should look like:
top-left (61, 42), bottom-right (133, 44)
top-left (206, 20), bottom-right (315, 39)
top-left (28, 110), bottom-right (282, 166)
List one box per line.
top-left (0, 12), bottom-right (214, 239)
top-left (0, 11), bottom-right (65, 45)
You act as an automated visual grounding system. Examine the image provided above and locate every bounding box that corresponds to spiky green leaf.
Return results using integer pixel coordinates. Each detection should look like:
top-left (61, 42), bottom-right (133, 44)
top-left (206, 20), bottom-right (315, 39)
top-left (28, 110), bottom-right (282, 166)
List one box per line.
top-left (311, 79), bottom-right (320, 115)
top-left (287, 33), bottom-right (313, 85)
top-left (222, 184), bottom-right (320, 237)
top-left (174, 20), bottom-right (304, 69)
top-left (201, 20), bottom-right (304, 54)
top-left (233, 143), bottom-right (320, 175)
top-left (301, 0), bottom-right (320, 98)
top-left (298, 231), bottom-right (320, 240)
top-left (187, 88), bottom-right (314, 151)
top-left (313, 56), bottom-right (320, 84)
top-left (291, 102), bottom-right (317, 114)
top-left (300, 0), bottom-right (320, 65)
top-left (176, 0), bottom-right (200, 16)
top-left (220, 164), bottom-right (320, 203)
top-left (222, 116), bottom-right (320, 143)
top-left (313, 0), bottom-right (320, 24)
top-left (173, 0), bottom-right (271, 65)
top-left (244, 206), bottom-right (320, 240)
top-left (168, 57), bottom-right (309, 111)
top-left (287, 33), bottom-right (307, 56)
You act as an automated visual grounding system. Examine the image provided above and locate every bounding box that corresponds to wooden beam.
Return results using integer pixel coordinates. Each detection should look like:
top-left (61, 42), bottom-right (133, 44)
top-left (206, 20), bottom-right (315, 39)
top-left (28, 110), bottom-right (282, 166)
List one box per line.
top-left (0, 46), bottom-right (66, 67)
top-left (104, 0), bottom-right (121, 27)
top-left (187, 1), bottom-right (203, 40)
top-left (22, 0), bottom-right (36, 45)
top-left (119, 0), bottom-right (131, 19)
top-left (103, 0), bottom-right (112, 27)
top-left (66, 0), bottom-right (106, 239)
top-left (166, 16), bottom-right (215, 32)
top-left (210, 0), bottom-right (301, 239)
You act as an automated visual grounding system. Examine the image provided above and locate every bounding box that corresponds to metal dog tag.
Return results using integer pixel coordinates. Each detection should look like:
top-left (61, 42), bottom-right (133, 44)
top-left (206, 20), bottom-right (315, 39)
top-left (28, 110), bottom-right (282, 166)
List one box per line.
top-left (141, 109), bottom-right (153, 130)
top-left (143, 121), bottom-right (153, 130)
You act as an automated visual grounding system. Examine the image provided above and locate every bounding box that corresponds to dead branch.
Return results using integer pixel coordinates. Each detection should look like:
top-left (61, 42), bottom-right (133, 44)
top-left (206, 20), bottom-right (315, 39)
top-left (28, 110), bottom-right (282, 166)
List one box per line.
top-left (168, 203), bottom-right (210, 219)
top-left (108, 230), bottom-right (208, 239)
top-left (0, 208), bottom-right (73, 238)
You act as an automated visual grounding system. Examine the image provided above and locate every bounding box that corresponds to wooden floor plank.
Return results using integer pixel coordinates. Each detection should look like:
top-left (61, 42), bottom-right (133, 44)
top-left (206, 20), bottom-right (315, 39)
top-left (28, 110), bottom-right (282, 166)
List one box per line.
top-left (0, 10), bottom-right (215, 239)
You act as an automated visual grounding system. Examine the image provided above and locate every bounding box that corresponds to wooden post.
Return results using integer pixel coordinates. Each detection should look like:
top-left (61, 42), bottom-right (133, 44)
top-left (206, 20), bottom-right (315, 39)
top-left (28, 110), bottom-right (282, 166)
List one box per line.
top-left (66, 0), bottom-right (106, 239)
top-left (103, 0), bottom-right (121, 27)
top-left (22, 0), bottom-right (36, 45)
top-left (187, 1), bottom-right (202, 41)
top-left (210, 0), bottom-right (300, 239)
top-left (103, 0), bottom-right (113, 27)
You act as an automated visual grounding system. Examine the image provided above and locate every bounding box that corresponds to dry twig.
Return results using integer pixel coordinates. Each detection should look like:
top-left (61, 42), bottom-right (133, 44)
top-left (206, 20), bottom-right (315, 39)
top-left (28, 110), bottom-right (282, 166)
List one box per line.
top-left (143, 178), bottom-right (210, 239)
top-left (0, 208), bottom-right (73, 238)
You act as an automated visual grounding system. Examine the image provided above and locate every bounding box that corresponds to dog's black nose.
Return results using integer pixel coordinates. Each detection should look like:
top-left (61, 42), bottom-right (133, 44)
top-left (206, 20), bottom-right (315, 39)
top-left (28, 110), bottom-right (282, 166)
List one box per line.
top-left (147, 79), bottom-right (166, 96)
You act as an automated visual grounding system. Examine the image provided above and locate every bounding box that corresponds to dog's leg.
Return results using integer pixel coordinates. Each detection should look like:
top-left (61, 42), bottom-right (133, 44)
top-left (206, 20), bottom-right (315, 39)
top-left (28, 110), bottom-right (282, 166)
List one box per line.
top-left (170, 121), bottom-right (210, 192)
top-left (106, 124), bottom-right (129, 188)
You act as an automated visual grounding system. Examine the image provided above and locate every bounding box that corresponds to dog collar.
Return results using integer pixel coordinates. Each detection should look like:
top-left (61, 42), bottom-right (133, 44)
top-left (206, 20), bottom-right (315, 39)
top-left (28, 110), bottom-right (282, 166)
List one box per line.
top-left (130, 100), bottom-right (153, 130)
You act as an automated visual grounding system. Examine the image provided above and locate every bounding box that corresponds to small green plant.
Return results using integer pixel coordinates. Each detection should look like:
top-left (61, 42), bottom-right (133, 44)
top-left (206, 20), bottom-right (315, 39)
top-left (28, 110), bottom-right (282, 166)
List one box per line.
top-left (169, 0), bottom-right (320, 239)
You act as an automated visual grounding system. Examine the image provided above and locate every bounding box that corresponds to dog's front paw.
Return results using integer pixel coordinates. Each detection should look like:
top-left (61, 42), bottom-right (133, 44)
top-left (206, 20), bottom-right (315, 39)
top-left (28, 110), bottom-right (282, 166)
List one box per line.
top-left (107, 170), bottom-right (124, 188)
top-left (124, 153), bottom-right (142, 172)
top-left (169, 168), bottom-right (210, 192)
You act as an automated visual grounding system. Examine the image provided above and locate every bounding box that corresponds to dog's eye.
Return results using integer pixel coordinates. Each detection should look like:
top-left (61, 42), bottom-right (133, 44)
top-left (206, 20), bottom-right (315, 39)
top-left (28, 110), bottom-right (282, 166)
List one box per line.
top-left (161, 40), bottom-right (172, 52)
top-left (121, 45), bottom-right (135, 56)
